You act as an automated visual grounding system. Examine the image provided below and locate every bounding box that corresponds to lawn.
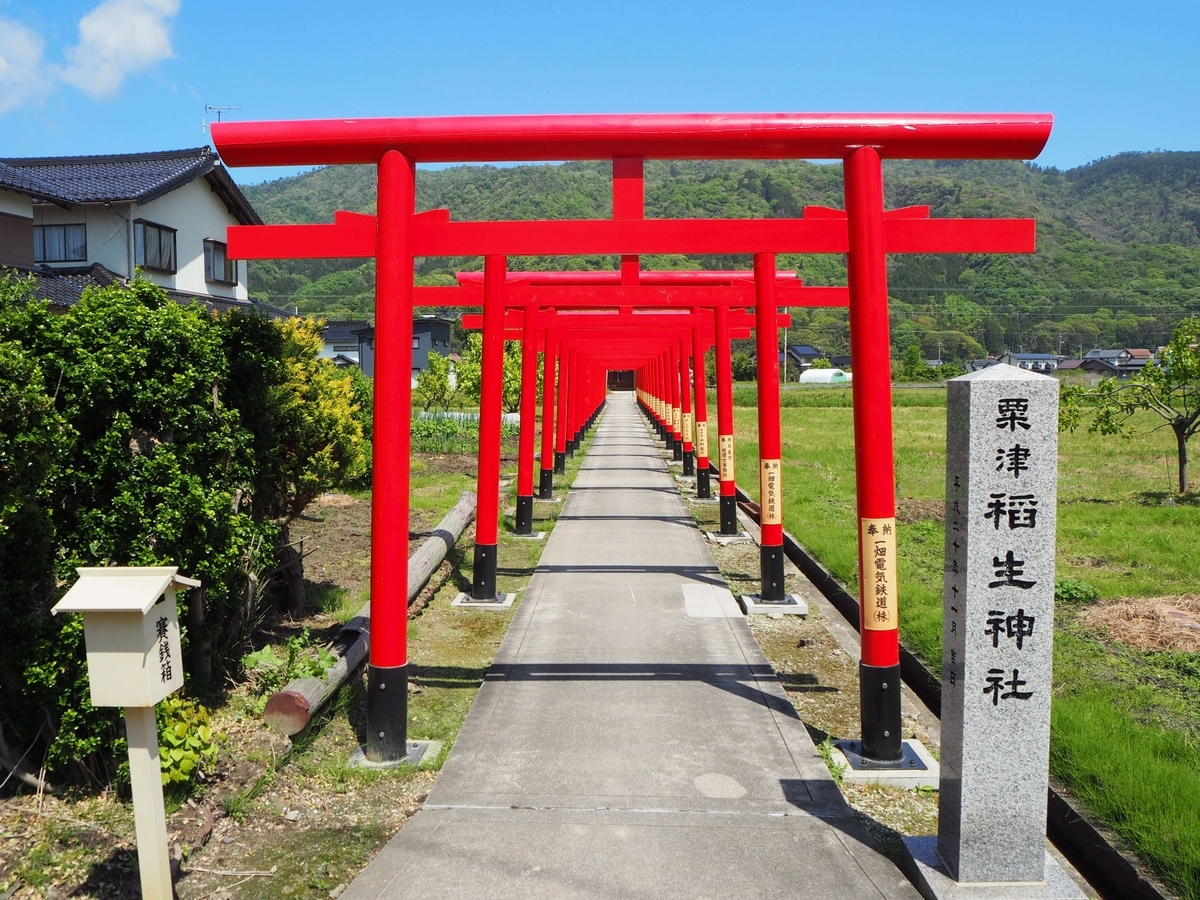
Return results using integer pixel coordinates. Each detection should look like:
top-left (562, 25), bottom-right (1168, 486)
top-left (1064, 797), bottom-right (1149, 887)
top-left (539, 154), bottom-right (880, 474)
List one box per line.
top-left (732, 385), bottom-right (1200, 900)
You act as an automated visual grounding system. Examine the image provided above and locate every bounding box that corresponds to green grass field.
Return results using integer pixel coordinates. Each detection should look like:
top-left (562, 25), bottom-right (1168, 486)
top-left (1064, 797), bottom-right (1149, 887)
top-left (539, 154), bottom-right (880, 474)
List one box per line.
top-left (731, 385), bottom-right (1200, 899)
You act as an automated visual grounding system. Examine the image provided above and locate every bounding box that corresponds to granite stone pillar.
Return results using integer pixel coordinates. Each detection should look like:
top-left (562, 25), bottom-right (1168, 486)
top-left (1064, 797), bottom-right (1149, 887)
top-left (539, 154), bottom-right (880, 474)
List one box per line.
top-left (903, 363), bottom-right (1081, 899)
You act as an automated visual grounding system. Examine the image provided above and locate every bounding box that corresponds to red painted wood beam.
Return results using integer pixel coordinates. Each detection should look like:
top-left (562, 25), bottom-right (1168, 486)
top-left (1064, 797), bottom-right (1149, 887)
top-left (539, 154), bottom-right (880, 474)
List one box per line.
top-left (228, 216), bottom-right (1035, 262)
top-left (418, 284), bottom-right (846, 308)
top-left (212, 112), bottom-right (1052, 167)
top-left (456, 270), bottom-right (800, 285)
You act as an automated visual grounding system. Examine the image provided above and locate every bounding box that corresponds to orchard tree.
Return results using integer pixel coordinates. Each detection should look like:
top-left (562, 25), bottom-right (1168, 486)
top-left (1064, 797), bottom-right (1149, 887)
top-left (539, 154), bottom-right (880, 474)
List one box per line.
top-left (455, 334), bottom-right (525, 413)
top-left (414, 350), bottom-right (457, 411)
top-left (730, 351), bottom-right (756, 381)
top-left (896, 344), bottom-right (937, 382)
top-left (1061, 317), bottom-right (1200, 493)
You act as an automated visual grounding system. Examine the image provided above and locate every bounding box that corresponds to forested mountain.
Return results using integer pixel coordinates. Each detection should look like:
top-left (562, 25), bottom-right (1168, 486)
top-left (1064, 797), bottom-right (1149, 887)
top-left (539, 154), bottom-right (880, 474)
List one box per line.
top-left (240, 152), bottom-right (1200, 361)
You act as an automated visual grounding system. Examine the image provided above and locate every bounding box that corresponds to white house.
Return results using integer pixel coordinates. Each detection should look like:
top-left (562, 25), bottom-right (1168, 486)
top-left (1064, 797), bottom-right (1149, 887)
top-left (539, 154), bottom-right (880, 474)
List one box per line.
top-left (0, 148), bottom-right (272, 313)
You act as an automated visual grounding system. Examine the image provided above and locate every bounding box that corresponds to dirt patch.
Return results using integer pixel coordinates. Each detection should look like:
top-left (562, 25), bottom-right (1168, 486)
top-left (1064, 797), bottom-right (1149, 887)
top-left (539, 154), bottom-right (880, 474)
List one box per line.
top-left (896, 497), bottom-right (944, 524)
top-left (414, 452), bottom-right (517, 478)
top-left (415, 454), bottom-right (479, 477)
top-left (296, 493), bottom-right (372, 600)
top-left (1079, 595), bottom-right (1200, 653)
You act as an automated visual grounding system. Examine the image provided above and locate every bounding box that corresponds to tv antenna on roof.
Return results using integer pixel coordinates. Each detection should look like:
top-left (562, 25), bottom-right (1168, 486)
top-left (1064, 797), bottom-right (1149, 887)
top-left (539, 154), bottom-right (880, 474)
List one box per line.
top-left (202, 105), bottom-right (240, 135)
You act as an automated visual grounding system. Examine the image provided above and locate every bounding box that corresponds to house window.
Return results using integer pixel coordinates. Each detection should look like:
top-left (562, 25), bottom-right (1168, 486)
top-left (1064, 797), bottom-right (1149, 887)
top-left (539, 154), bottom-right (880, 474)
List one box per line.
top-left (134, 221), bottom-right (177, 273)
top-left (33, 224), bottom-right (87, 262)
top-left (204, 239), bottom-right (237, 284)
top-left (412, 337), bottom-right (421, 349)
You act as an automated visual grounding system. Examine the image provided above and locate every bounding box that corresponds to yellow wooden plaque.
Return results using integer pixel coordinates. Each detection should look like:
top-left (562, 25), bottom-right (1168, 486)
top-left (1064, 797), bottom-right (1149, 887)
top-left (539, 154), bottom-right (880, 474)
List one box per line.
top-left (673, 407), bottom-right (681, 431)
top-left (718, 434), bottom-right (735, 481)
top-left (695, 421), bottom-right (709, 458)
top-left (682, 412), bottom-right (693, 443)
top-left (760, 459), bottom-right (783, 525)
top-left (860, 517), bottom-right (898, 631)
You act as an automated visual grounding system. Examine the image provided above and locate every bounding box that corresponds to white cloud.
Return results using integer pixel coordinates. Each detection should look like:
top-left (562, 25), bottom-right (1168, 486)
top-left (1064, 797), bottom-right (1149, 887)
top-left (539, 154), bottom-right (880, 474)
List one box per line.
top-left (0, 18), bottom-right (53, 113)
top-left (61, 0), bottom-right (181, 99)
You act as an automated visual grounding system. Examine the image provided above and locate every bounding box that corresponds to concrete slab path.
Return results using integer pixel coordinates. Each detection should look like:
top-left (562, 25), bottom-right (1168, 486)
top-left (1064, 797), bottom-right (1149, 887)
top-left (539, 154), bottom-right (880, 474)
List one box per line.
top-left (345, 393), bottom-right (920, 900)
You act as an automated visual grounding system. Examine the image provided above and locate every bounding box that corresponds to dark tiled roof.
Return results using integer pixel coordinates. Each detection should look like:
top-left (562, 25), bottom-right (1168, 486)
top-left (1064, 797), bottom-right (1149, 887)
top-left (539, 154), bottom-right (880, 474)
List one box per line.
top-left (20, 263), bottom-right (289, 319)
top-left (0, 148), bottom-right (261, 224)
top-left (0, 162), bottom-right (73, 206)
top-left (1057, 359), bottom-right (1085, 370)
top-left (322, 320), bottom-right (371, 343)
top-left (29, 264), bottom-right (122, 306)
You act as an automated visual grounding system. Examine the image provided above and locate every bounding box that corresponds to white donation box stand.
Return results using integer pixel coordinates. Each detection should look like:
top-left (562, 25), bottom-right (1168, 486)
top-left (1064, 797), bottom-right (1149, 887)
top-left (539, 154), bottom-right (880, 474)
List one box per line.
top-left (52, 567), bottom-right (200, 900)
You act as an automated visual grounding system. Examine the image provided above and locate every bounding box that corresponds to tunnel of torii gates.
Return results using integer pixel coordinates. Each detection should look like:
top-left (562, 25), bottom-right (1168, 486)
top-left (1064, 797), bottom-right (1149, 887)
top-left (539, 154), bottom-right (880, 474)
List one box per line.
top-left (212, 111), bottom-right (1053, 765)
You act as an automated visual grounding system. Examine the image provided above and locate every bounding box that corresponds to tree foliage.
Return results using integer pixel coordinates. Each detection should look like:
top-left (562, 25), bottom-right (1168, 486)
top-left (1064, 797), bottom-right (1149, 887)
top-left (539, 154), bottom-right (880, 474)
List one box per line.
top-left (413, 350), bottom-right (457, 411)
top-left (0, 274), bottom-right (366, 785)
top-left (1061, 317), bottom-right (1200, 493)
top-left (730, 351), bottom-right (756, 382)
top-left (455, 334), bottom-right (526, 413)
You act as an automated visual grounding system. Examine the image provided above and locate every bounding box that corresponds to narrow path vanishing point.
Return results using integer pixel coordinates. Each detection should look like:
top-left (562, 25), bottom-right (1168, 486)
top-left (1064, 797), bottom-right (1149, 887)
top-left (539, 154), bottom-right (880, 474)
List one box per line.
top-left (344, 392), bottom-right (920, 899)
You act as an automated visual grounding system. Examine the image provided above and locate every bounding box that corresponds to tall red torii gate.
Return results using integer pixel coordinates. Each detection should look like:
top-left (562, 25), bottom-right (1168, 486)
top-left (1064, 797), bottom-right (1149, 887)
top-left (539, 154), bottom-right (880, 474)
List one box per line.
top-left (213, 111), bottom-right (1052, 767)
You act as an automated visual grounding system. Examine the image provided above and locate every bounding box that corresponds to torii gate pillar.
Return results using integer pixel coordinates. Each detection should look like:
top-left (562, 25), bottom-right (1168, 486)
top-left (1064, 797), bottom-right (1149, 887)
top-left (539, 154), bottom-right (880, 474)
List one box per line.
top-left (714, 305), bottom-right (738, 535)
top-left (538, 327), bottom-right (557, 499)
top-left (366, 150), bottom-right (414, 762)
top-left (846, 147), bottom-right (903, 762)
top-left (691, 322), bottom-right (712, 499)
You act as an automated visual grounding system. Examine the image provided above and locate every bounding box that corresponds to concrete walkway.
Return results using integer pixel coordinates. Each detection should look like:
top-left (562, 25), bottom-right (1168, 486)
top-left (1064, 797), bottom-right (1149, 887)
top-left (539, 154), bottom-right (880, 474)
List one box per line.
top-left (345, 393), bottom-right (919, 900)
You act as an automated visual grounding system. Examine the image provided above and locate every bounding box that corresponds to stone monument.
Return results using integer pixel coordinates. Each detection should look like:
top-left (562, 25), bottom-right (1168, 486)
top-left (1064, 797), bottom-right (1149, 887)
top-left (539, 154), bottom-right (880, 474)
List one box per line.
top-left (902, 364), bottom-right (1085, 899)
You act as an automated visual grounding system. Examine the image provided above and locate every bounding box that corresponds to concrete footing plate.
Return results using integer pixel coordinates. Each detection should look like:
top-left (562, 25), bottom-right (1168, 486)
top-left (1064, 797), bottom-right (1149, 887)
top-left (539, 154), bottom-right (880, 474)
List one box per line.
top-left (738, 593), bottom-right (809, 616)
top-left (512, 531), bottom-right (547, 541)
top-left (705, 530), bottom-right (753, 546)
top-left (830, 739), bottom-right (939, 790)
top-left (534, 496), bottom-right (563, 504)
top-left (689, 496), bottom-right (719, 505)
top-left (451, 592), bottom-right (515, 609)
top-left (349, 740), bottom-right (442, 770)
top-left (900, 837), bottom-right (1086, 900)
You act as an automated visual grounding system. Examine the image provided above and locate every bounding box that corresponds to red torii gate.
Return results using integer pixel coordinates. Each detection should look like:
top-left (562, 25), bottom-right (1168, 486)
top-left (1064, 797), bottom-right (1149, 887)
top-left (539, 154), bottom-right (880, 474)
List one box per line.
top-left (213, 112), bottom-right (1051, 767)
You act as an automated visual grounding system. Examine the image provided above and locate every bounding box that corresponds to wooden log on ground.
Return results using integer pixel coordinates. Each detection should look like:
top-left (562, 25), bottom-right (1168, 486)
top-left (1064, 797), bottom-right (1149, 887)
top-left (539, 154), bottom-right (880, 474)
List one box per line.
top-left (264, 491), bottom-right (477, 735)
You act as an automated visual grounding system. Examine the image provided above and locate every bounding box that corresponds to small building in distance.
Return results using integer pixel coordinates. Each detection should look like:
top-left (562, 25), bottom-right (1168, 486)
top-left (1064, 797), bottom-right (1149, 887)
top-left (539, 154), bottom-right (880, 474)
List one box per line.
top-left (352, 316), bottom-right (456, 381)
top-left (0, 148), bottom-right (260, 305)
top-left (998, 352), bottom-right (1058, 372)
top-left (0, 147), bottom-right (293, 319)
top-left (320, 320), bottom-right (370, 366)
top-left (783, 344), bottom-right (823, 369)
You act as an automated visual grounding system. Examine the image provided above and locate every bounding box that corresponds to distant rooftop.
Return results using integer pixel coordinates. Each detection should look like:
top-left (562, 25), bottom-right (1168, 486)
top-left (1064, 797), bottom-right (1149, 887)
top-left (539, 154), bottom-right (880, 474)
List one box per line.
top-left (0, 161), bottom-right (72, 206)
top-left (0, 147), bottom-right (261, 224)
top-left (322, 320), bottom-right (371, 343)
top-left (22, 263), bottom-right (290, 319)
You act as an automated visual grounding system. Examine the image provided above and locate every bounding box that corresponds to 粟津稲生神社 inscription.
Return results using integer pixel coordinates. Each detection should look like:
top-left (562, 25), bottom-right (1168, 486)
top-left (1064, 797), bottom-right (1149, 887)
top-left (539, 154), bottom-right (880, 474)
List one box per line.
top-left (939, 366), bottom-right (1059, 885)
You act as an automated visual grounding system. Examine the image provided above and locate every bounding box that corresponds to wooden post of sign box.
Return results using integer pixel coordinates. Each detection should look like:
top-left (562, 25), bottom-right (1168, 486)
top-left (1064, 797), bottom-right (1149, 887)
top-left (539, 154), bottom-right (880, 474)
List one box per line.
top-left (52, 567), bottom-right (200, 900)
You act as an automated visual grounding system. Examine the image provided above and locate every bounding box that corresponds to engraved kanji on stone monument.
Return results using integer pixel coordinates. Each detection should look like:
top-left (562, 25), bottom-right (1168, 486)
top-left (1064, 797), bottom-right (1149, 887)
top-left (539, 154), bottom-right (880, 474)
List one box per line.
top-left (937, 364), bottom-right (1062, 887)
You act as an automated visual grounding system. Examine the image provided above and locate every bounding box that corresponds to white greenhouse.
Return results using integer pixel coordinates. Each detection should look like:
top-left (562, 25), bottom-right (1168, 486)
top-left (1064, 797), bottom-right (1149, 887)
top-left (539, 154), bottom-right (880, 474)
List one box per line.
top-left (798, 368), bottom-right (852, 384)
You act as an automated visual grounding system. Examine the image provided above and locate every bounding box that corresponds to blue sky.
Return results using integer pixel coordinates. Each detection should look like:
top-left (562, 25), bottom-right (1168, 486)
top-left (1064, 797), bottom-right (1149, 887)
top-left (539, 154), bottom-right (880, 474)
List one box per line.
top-left (2, 0), bottom-right (1197, 185)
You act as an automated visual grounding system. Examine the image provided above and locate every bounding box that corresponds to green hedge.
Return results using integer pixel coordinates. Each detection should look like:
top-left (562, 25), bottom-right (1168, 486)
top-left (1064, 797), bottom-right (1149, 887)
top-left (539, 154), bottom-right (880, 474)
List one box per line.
top-left (0, 275), bottom-right (365, 786)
